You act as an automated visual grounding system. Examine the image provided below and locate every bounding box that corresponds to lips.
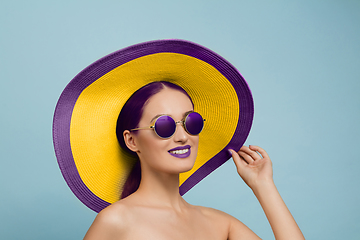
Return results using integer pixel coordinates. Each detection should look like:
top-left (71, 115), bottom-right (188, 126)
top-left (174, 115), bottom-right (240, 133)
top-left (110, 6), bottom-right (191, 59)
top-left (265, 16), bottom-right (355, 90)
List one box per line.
top-left (168, 145), bottom-right (191, 158)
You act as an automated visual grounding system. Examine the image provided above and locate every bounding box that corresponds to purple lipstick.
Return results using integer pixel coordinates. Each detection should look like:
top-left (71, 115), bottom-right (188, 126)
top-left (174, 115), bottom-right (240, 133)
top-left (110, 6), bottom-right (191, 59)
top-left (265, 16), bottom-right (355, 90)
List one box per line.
top-left (168, 145), bottom-right (191, 158)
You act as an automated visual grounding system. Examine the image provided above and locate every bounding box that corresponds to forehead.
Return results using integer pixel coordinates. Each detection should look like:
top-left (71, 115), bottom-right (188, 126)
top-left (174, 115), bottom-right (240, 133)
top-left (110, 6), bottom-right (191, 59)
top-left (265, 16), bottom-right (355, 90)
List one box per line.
top-left (142, 88), bottom-right (193, 119)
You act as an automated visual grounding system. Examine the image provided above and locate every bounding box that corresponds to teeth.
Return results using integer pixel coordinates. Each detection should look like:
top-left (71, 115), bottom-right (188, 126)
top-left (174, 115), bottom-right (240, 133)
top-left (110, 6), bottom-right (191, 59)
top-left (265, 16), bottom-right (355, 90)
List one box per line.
top-left (170, 149), bottom-right (189, 154)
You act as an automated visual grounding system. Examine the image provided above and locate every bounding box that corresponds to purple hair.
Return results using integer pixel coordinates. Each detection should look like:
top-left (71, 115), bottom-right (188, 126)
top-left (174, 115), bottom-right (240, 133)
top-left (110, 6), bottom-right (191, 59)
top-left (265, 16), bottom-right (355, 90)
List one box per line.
top-left (116, 81), bottom-right (193, 198)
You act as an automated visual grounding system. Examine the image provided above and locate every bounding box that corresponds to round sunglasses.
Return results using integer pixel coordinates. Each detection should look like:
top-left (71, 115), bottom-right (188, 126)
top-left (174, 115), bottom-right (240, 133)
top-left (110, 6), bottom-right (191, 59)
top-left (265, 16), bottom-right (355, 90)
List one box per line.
top-left (130, 112), bottom-right (205, 139)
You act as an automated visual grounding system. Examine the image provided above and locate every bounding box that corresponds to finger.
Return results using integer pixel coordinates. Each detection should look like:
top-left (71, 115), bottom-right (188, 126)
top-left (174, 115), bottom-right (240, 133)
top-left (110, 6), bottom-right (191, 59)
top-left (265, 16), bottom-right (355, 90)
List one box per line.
top-left (238, 150), bottom-right (254, 164)
top-left (240, 145), bottom-right (261, 161)
top-left (229, 149), bottom-right (247, 169)
top-left (249, 145), bottom-right (270, 159)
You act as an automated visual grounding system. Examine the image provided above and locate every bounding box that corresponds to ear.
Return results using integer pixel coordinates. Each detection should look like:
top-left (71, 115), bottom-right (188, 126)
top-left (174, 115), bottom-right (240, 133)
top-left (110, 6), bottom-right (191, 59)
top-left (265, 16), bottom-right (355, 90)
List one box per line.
top-left (123, 130), bottom-right (139, 152)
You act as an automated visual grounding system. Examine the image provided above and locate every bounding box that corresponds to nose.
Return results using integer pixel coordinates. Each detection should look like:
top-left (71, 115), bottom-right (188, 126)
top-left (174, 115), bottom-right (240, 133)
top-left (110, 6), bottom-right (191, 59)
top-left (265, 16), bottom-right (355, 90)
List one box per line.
top-left (173, 121), bottom-right (188, 143)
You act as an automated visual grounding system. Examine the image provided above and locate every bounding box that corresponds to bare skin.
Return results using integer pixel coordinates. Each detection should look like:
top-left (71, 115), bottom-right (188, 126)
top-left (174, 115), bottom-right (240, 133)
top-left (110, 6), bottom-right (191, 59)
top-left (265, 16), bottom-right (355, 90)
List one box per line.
top-left (84, 88), bottom-right (305, 240)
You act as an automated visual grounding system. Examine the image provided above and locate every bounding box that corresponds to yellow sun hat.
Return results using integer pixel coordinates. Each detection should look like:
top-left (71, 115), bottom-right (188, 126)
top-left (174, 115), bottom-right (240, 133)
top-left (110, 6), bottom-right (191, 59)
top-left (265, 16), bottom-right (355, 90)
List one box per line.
top-left (53, 39), bottom-right (254, 212)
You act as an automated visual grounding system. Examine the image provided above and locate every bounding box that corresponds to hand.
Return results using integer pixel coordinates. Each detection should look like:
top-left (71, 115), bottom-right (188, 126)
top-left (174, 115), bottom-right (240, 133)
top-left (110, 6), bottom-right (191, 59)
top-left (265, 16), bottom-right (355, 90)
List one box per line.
top-left (229, 146), bottom-right (305, 239)
top-left (229, 145), bottom-right (273, 190)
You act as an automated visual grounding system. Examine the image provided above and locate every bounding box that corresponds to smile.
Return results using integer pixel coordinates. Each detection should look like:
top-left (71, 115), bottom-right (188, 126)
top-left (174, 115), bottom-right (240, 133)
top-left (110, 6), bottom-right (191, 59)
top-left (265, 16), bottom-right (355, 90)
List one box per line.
top-left (170, 149), bottom-right (189, 154)
top-left (168, 145), bottom-right (191, 158)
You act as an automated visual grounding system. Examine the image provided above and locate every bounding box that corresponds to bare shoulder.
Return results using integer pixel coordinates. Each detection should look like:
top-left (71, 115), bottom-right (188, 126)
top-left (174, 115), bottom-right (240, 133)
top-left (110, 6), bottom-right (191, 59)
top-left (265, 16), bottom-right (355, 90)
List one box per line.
top-left (83, 201), bottom-right (132, 240)
top-left (195, 205), bottom-right (233, 221)
top-left (98, 201), bottom-right (131, 226)
top-left (194, 205), bottom-right (261, 240)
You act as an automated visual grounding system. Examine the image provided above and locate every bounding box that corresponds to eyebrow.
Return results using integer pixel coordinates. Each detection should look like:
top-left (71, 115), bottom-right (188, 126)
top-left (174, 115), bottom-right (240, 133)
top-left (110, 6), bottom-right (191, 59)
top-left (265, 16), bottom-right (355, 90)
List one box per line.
top-left (149, 110), bottom-right (194, 123)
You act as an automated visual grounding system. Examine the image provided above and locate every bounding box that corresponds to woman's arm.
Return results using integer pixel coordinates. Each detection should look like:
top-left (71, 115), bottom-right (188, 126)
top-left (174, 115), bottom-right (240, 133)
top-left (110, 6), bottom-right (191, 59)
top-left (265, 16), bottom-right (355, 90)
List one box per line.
top-left (229, 145), bottom-right (305, 240)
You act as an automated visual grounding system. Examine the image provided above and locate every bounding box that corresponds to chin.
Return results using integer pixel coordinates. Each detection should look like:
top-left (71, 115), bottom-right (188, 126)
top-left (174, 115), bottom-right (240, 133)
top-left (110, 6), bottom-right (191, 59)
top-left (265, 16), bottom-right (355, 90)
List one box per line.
top-left (179, 165), bottom-right (195, 173)
top-left (171, 157), bottom-right (196, 174)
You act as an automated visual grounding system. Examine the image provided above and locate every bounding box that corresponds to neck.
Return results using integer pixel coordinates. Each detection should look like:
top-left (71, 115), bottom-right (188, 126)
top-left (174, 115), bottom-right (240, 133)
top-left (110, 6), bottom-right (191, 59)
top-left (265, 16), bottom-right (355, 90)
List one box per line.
top-left (135, 164), bottom-right (186, 210)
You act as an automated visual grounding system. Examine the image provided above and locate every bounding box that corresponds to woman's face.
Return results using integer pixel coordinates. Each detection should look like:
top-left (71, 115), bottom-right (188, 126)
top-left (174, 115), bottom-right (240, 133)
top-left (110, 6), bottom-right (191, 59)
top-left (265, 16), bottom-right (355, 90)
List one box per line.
top-left (132, 88), bottom-right (199, 175)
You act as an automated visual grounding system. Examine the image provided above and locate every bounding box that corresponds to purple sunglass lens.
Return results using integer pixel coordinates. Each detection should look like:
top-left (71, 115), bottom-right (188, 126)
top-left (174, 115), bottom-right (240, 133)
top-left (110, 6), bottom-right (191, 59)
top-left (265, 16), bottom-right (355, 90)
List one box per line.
top-left (154, 115), bottom-right (176, 138)
top-left (185, 112), bottom-right (204, 135)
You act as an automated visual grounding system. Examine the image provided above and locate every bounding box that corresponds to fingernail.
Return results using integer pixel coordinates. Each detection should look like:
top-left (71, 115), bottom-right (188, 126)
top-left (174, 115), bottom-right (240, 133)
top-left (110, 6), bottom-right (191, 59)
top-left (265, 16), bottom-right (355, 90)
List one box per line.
top-left (228, 149), bottom-right (232, 155)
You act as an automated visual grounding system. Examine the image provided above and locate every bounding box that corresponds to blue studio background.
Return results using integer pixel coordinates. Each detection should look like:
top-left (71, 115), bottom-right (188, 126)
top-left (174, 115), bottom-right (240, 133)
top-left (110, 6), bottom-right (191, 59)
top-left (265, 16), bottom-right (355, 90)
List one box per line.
top-left (1, 0), bottom-right (359, 239)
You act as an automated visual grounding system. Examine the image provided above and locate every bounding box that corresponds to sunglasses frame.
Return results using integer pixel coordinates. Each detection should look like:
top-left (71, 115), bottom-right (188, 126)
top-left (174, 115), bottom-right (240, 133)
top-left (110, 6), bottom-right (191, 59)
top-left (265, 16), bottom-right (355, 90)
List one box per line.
top-left (130, 112), bottom-right (205, 139)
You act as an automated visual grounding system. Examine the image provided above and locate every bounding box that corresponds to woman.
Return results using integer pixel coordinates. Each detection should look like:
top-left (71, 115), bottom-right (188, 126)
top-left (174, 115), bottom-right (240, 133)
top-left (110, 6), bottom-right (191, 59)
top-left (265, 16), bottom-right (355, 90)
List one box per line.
top-left (80, 81), bottom-right (304, 239)
top-left (53, 40), bottom-right (304, 239)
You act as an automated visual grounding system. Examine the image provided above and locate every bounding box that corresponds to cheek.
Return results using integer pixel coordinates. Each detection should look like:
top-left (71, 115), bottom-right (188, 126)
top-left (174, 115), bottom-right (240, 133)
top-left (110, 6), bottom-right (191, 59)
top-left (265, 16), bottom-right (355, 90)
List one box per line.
top-left (136, 134), bottom-right (167, 158)
top-left (191, 137), bottom-right (199, 155)
top-left (138, 140), bottom-right (174, 171)
top-left (191, 135), bottom-right (199, 146)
